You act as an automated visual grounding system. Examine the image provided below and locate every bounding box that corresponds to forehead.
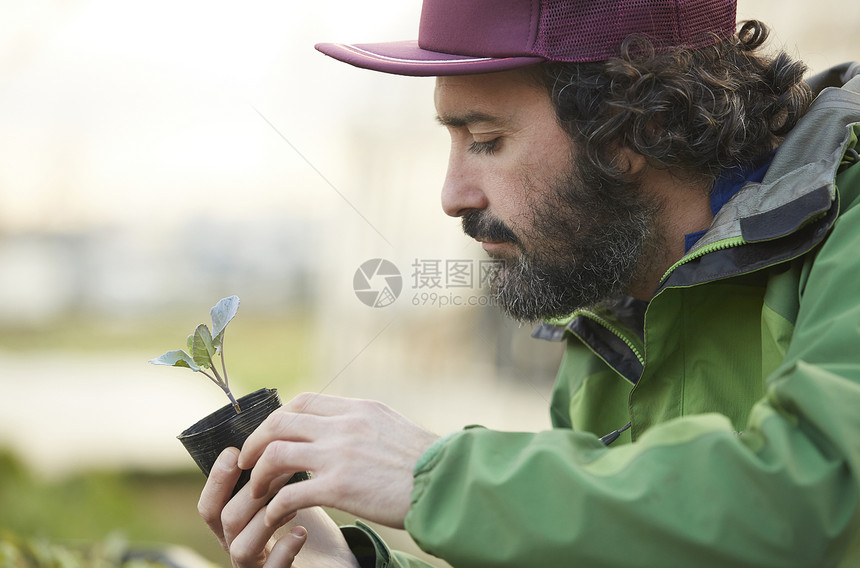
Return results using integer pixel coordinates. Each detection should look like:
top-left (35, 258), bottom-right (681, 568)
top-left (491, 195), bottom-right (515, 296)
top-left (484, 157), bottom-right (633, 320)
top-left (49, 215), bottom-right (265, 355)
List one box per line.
top-left (433, 69), bottom-right (553, 124)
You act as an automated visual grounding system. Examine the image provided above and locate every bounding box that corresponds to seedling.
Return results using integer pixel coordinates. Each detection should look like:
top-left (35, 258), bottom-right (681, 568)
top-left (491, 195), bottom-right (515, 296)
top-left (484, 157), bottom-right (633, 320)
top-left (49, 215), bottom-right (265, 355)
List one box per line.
top-left (150, 295), bottom-right (243, 413)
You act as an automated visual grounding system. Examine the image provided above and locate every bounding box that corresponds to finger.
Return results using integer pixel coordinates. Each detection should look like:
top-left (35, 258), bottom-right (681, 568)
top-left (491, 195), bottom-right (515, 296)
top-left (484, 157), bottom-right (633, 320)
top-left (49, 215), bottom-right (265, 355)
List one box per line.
top-left (222, 472), bottom-right (294, 546)
top-left (282, 392), bottom-right (362, 415)
top-left (265, 478), bottom-right (326, 528)
top-left (264, 527), bottom-right (307, 568)
top-left (239, 394), bottom-right (369, 471)
top-left (238, 409), bottom-right (325, 471)
top-left (228, 508), bottom-right (298, 568)
top-left (198, 447), bottom-right (242, 549)
top-left (247, 440), bottom-right (315, 500)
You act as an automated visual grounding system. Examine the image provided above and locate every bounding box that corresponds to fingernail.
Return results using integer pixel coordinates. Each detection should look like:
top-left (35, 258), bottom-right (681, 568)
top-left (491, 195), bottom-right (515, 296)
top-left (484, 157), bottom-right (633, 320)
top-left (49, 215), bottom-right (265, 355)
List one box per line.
top-left (290, 526), bottom-right (307, 540)
top-left (236, 450), bottom-right (250, 470)
top-left (215, 448), bottom-right (238, 471)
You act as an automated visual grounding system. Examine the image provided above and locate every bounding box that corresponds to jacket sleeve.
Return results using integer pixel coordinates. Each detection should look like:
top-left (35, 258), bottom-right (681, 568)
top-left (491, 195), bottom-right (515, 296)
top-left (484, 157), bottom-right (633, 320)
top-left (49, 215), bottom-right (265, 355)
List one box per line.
top-left (402, 164), bottom-right (860, 567)
top-left (341, 522), bottom-right (440, 568)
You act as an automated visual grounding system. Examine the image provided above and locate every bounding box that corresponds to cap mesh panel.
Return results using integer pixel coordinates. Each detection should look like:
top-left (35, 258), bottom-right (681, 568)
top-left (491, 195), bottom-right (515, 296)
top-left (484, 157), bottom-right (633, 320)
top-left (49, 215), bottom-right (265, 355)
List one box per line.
top-left (533, 0), bottom-right (737, 62)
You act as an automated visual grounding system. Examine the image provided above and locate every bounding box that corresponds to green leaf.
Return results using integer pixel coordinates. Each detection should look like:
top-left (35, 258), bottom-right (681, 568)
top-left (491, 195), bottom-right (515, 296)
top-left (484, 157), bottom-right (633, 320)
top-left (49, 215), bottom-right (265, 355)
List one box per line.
top-left (149, 350), bottom-right (201, 372)
top-left (210, 295), bottom-right (240, 348)
top-left (191, 324), bottom-right (217, 368)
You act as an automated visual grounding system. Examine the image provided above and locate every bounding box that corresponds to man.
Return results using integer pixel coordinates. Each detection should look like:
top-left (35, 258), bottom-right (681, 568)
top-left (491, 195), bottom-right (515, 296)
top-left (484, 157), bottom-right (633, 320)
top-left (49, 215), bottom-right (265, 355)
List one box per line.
top-left (198, 0), bottom-right (860, 566)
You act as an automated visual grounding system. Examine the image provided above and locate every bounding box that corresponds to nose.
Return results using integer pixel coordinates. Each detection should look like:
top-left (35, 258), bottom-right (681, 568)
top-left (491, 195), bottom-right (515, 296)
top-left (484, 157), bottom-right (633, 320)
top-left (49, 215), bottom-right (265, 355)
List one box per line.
top-left (440, 152), bottom-right (489, 218)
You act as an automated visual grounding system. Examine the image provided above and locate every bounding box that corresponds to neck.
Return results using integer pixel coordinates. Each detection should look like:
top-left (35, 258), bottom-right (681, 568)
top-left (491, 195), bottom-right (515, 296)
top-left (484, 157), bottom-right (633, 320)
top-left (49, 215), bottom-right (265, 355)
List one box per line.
top-left (628, 168), bottom-right (713, 301)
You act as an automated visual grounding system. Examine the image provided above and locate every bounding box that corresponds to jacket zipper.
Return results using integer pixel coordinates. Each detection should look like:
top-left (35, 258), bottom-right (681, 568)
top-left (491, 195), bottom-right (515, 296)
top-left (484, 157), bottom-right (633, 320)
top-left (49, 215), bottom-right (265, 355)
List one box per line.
top-left (576, 308), bottom-right (645, 368)
top-left (659, 235), bottom-right (747, 284)
top-left (571, 310), bottom-right (643, 444)
top-left (573, 236), bottom-right (747, 369)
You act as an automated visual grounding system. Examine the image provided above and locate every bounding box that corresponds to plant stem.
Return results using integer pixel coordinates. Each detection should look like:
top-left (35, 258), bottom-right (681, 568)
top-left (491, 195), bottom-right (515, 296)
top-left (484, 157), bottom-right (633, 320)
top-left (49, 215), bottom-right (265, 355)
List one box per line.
top-left (216, 336), bottom-right (240, 413)
top-left (209, 364), bottom-right (226, 388)
top-left (201, 369), bottom-right (241, 413)
top-left (199, 370), bottom-right (221, 387)
top-left (219, 336), bottom-right (230, 390)
top-left (221, 385), bottom-right (242, 414)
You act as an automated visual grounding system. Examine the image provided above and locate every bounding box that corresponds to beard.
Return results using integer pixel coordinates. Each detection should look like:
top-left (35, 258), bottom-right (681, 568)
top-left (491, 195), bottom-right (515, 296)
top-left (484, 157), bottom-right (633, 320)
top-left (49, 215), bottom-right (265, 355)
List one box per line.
top-left (463, 153), bottom-right (664, 323)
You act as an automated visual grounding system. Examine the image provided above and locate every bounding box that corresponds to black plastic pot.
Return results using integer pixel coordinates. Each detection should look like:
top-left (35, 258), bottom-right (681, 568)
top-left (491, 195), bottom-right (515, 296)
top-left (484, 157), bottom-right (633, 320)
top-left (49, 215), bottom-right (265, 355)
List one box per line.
top-left (177, 387), bottom-right (309, 494)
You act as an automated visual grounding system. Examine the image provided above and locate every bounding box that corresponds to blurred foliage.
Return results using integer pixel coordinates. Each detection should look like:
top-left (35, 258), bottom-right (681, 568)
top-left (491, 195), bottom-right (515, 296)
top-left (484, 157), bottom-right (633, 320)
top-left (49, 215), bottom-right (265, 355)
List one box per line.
top-left (0, 530), bottom-right (174, 568)
top-left (0, 450), bottom-right (225, 567)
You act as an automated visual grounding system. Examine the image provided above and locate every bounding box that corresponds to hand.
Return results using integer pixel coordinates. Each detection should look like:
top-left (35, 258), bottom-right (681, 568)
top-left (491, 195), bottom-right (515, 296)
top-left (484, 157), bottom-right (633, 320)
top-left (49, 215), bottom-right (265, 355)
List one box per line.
top-left (238, 393), bottom-right (440, 529)
top-left (198, 447), bottom-right (359, 567)
top-left (278, 507), bottom-right (360, 567)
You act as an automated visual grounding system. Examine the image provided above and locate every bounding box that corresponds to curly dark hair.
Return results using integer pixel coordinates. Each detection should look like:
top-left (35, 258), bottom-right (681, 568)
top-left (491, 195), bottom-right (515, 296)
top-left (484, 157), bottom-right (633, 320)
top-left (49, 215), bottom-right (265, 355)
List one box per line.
top-left (538, 21), bottom-right (813, 183)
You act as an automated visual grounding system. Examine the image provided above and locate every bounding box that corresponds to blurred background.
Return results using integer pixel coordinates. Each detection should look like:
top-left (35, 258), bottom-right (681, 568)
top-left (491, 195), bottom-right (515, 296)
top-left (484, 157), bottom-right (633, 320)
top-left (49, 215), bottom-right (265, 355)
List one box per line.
top-left (0, 0), bottom-right (855, 565)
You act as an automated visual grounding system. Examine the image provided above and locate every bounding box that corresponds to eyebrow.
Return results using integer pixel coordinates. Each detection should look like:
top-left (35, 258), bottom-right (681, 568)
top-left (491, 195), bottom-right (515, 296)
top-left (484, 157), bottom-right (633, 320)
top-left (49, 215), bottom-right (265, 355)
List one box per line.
top-left (435, 111), bottom-right (506, 128)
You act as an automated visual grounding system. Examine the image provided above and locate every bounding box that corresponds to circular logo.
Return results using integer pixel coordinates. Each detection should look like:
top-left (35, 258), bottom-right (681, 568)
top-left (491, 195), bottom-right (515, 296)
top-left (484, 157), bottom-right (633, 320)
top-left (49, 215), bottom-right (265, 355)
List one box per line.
top-left (353, 258), bottom-right (402, 308)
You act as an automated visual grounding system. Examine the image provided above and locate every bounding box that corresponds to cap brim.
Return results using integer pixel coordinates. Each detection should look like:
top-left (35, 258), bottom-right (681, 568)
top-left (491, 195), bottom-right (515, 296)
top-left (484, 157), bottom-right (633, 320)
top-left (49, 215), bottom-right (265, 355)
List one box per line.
top-left (315, 40), bottom-right (544, 77)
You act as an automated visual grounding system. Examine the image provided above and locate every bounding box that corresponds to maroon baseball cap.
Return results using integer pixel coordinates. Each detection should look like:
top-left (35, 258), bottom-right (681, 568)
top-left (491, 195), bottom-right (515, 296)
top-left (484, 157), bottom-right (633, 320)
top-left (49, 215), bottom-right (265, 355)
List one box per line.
top-left (315, 0), bottom-right (738, 76)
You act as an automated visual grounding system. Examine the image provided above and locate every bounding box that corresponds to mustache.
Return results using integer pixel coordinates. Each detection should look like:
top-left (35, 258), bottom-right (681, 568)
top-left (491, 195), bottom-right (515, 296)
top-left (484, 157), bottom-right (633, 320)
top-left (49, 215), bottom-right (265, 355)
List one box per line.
top-left (462, 211), bottom-right (520, 245)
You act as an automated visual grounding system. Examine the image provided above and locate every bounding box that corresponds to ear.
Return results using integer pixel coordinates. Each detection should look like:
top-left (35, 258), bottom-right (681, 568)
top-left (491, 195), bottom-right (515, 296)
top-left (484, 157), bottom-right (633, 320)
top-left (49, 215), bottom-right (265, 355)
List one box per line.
top-left (616, 145), bottom-right (647, 176)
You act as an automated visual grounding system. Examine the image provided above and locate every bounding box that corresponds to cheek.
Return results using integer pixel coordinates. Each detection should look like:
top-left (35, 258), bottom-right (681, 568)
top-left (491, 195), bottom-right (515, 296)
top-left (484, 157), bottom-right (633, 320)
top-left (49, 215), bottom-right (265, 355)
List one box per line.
top-left (509, 150), bottom-right (563, 211)
top-left (518, 129), bottom-right (571, 184)
top-left (539, 135), bottom-right (574, 175)
top-left (490, 131), bottom-right (572, 230)
top-left (486, 167), bottom-right (532, 227)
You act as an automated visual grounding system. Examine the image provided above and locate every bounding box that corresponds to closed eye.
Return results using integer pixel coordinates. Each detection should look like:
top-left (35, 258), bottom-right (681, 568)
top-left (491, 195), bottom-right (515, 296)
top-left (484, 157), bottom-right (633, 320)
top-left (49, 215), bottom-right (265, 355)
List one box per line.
top-left (468, 138), bottom-right (500, 155)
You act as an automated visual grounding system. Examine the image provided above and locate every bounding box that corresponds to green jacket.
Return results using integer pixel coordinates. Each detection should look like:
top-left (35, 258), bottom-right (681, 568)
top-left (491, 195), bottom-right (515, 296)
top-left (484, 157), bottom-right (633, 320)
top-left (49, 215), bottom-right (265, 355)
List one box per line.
top-left (344, 62), bottom-right (860, 567)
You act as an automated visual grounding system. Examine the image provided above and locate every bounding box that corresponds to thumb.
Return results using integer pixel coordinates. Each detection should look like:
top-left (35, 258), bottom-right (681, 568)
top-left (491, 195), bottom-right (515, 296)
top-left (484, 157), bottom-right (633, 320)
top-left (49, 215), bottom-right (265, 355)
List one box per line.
top-left (265, 527), bottom-right (307, 567)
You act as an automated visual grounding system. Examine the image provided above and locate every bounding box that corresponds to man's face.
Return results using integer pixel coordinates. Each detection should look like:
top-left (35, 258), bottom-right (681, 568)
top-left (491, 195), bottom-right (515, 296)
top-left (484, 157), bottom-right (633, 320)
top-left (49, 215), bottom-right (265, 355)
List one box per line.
top-left (434, 69), bottom-right (664, 322)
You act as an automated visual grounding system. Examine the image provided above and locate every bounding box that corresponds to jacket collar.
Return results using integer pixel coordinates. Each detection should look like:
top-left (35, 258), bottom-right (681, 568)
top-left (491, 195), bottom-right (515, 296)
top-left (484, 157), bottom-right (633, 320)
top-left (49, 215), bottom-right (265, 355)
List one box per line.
top-left (688, 64), bottom-right (860, 253)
